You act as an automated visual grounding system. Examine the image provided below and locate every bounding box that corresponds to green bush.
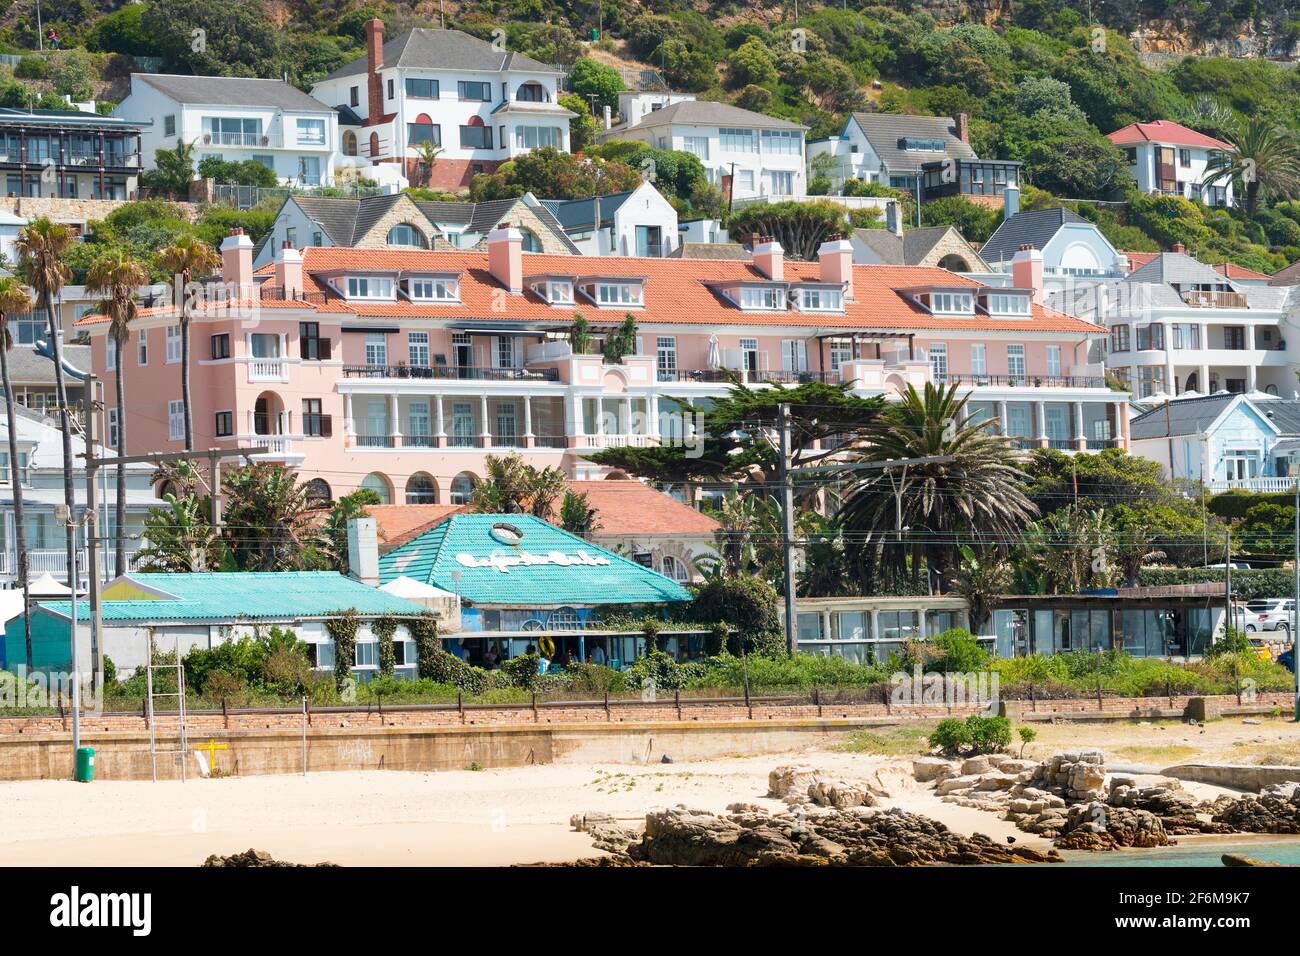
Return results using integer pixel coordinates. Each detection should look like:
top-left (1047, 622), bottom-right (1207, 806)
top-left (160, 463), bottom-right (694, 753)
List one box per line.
top-left (1138, 567), bottom-right (1293, 602)
top-left (690, 653), bottom-right (888, 690)
top-left (1206, 628), bottom-right (1253, 657)
top-left (624, 650), bottom-right (703, 690)
top-left (689, 574), bottom-right (784, 656)
top-left (928, 715), bottom-right (1010, 756)
top-left (928, 718), bottom-right (971, 756)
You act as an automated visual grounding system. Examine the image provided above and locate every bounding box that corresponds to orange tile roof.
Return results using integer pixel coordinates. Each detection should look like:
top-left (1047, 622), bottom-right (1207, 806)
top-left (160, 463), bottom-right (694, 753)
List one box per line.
top-left (242, 247), bottom-right (1104, 335)
top-left (368, 503), bottom-right (468, 550)
top-left (1213, 262), bottom-right (1272, 280)
top-left (1121, 251), bottom-right (1159, 272)
top-left (567, 480), bottom-right (720, 537)
top-left (1107, 120), bottom-right (1230, 151)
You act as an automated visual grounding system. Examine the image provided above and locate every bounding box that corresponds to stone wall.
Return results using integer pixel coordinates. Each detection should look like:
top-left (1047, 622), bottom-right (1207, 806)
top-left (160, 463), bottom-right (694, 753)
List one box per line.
top-left (11, 196), bottom-right (199, 224)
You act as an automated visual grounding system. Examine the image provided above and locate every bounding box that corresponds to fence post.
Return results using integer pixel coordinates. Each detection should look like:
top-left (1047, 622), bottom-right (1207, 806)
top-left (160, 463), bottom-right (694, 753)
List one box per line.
top-left (1095, 667), bottom-right (1103, 711)
top-left (744, 679), bottom-right (752, 720)
top-left (221, 696), bottom-right (228, 730)
top-left (301, 696), bottom-right (308, 776)
top-left (1029, 679), bottom-right (1036, 713)
top-left (532, 690), bottom-right (539, 723)
top-left (458, 691), bottom-right (465, 724)
top-left (883, 681), bottom-right (891, 716)
top-left (675, 688), bottom-right (682, 721)
top-left (604, 691), bottom-right (611, 722)
top-left (1234, 660), bottom-right (1241, 706)
top-left (814, 686), bottom-right (822, 719)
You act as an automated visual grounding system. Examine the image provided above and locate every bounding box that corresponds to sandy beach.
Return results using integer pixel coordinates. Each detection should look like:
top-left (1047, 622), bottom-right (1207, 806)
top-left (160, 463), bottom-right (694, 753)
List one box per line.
top-left (1, 715), bottom-right (1294, 866)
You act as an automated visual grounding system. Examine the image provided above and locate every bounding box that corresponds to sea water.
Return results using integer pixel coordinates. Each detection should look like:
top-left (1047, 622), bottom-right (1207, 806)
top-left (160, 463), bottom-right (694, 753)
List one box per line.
top-left (1061, 836), bottom-right (1300, 867)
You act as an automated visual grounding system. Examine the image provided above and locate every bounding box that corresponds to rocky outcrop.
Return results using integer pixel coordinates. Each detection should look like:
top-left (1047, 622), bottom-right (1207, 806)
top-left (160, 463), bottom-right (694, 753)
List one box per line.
top-left (767, 764), bottom-right (878, 810)
top-left (1212, 781), bottom-right (1300, 833)
top-left (1054, 802), bottom-right (1172, 851)
top-left (201, 848), bottom-right (339, 867)
top-left (621, 805), bottom-right (1061, 867)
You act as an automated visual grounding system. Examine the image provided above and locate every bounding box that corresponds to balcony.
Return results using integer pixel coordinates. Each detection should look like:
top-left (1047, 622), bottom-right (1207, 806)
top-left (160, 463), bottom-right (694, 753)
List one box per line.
top-left (341, 364), bottom-right (559, 383)
top-left (1180, 290), bottom-right (1249, 309)
top-left (201, 131), bottom-right (284, 149)
top-left (248, 358), bottom-right (289, 383)
top-left (12, 548), bottom-right (147, 579)
top-left (945, 374), bottom-right (1108, 389)
top-left (1210, 477), bottom-right (1299, 493)
top-left (659, 368), bottom-right (830, 386)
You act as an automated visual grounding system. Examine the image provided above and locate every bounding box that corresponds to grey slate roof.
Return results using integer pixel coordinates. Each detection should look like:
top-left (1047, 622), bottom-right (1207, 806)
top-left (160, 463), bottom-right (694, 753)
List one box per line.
top-left (848, 112), bottom-right (977, 174)
top-left (539, 191), bottom-right (634, 232)
top-left (1252, 398), bottom-right (1300, 434)
top-left (979, 207), bottom-right (1090, 266)
top-left (1127, 252), bottom-right (1236, 288)
top-left (134, 74), bottom-right (332, 113)
top-left (851, 225), bottom-right (985, 268)
top-left (1, 345), bottom-right (89, 386)
top-left (334, 104), bottom-right (364, 126)
top-left (668, 242), bottom-right (751, 260)
top-left (616, 100), bottom-right (805, 133)
top-left (321, 29), bottom-right (562, 82)
top-left (1128, 394), bottom-right (1239, 440)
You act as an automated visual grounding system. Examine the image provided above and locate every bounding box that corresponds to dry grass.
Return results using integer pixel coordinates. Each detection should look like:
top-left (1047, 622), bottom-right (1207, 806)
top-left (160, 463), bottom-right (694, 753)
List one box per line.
top-left (840, 724), bottom-right (936, 757)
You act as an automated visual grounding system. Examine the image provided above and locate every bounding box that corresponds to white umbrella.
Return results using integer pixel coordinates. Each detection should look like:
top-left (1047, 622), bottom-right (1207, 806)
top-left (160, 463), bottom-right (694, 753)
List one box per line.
top-left (707, 333), bottom-right (720, 369)
top-left (380, 576), bottom-right (457, 600)
top-left (28, 572), bottom-right (75, 596)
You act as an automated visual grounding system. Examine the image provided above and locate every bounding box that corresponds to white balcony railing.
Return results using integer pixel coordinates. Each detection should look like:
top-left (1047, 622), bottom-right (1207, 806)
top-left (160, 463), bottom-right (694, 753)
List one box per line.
top-left (1210, 478), bottom-right (1299, 493)
top-left (248, 359), bottom-right (288, 383)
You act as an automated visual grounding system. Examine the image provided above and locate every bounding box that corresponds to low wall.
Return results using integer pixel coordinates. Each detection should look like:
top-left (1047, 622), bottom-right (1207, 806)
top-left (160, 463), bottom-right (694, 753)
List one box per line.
top-left (0, 717), bottom-right (880, 782)
top-left (1160, 763), bottom-right (1300, 792)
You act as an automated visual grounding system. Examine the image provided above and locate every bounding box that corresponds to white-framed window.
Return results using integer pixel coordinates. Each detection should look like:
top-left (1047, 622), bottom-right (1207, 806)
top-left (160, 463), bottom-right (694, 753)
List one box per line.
top-left (656, 336), bottom-right (677, 381)
top-left (971, 343), bottom-right (987, 376)
top-left (829, 343), bottom-right (852, 372)
top-left (682, 136), bottom-right (709, 160)
top-left (296, 119), bottom-right (326, 146)
top-left (365, 333), bottom-right (388, 367)
top-left (928, 292), bottom-right (973, 314)
top-left (514, 126), bottom-right (562, 149)
top-left (594, 283), bottom-right (641, 306)
top-left (740, 286), bottom-right (783, 310)
top-left (985, 293), bottom-right (1030, 315)
top-left (408, 401), bottom-right (431, 438)
top-left (1046, 345), bottom-right (1061, 378)
top-left (720, 128), bottom-right (756, 152)
top-left (782, 339), bottom-right (808, 373)
top-left (451, 405), bottom-right (474, 448)
top-left (767, 170), bottom-right (794, 194)
top-left (347, 276), bottom-right (395, 299)
top-left (408, 277), bottom-right (457, 300)
top-left (736, 169), bottom-right (755, 192)
top-left (137, 328), bottom-right (148, 366)
top-left (761, 129), bottom-right (801, 154)
top-left (107, 407), bottom-right (119, 449)
top-left (387, 224), bottom-right (427, 248)
top-left (408, 332), bottom-right (430, 367)
top-left (1007, 344), bottom-right (1026, 378)
top-left (546, 280), bottom-right (573, 304)
top-left (165, 325), bottom-right (181, 363)
top-left (0, 449), bottom-right (30, 483)
top-left (800, 287), bottom-right (842, 311)
top-left (495, 336), bottom-right (517, 369)
top-left (929, 343), bottom-right (948, 382)
top-left (250, 333), bottom-right (280, 358)
top-left (168, 400), bottom-right (184, 441)
top-left (105, 336), bottom-right (117, 371)
top-left (496, 401), bottom-right (517, 442)
top-left (660, 555), bottom-right (689, 582)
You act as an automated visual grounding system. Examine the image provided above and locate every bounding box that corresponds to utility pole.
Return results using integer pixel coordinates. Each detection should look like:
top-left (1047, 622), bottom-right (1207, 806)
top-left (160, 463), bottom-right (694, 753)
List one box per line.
top-left (83, 374), bottom-right (102, 696)
top-left (777, 403), bottom-right (796, 655)
top-left (1225, 529), bottom-right (1233, 644)
top-left (1293, 479), bottom-right (1298, 720)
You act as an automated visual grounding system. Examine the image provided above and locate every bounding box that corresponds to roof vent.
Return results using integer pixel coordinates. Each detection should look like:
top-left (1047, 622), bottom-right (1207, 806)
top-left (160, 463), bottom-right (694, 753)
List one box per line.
top-left (490, 521), bottom-right (524, 545)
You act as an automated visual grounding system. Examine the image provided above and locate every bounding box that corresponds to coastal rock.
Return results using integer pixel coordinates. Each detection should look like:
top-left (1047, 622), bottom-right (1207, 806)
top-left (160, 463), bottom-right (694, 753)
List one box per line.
top-left (809, 779), bottom-right (876, 810)
top-left (961, 756), bottom-right (994, 775)
top-left (1212, 784), bottom-right (1300, 833)
top-left (936, 774), bottom-right (982, 795)
top-left (912, 757), bottom-right (955, 783)
top-left (201, 848), bottom-right (339, 867)
top-left (768, 766), bottom-right (822, 803)
top-left (622, 805), bottom-right (1062, 867)
top-left (1055, 802), bottom-right (1171, 851)
top-left (570, 810), bottom-right (616, 832)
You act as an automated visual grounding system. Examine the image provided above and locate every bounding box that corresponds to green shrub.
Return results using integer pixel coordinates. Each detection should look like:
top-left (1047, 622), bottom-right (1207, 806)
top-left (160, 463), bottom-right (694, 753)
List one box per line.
top-left (624, 650), bottom-right (702, 690)
top-left (928, 718), bottom-right (971, 756)
top-left (502, 653), bottom-right (543, 690)
top-left (1206, 628), bottom-right (1253, 657)
top-left (929, 715), bottom-right (1011, 756)
top-left (15, 56), bottom-right (48, 80)
top-left (690, 652), bottom-right (888, 690)
top-left (421, 650), bottom-right (496, 695)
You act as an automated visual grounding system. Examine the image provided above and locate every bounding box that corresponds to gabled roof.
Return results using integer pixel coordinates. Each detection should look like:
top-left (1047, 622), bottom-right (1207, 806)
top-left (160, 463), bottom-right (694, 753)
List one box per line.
top-left (1127, 251), bottom-right (1237, 287)
top-left (367, 503), bottom-right (470, 551)
top-left (320, 29), bottom-right (562, 83)
top-left (668, 242), bottom-right (750, 260)
top-left (40, 572), bottom-right (430, 622)
top-left (540, 190), bottom-right (635, 232)
top-left (852, 226), bottom-right (987, 270)
top-left (846, 112), bottom-right (977, 174)
top-left (1106, 120), bottom-right (1230, 151)
top-left (566, 480), bottom-right (720, 537)
top-left (1128, 393), bottom-right (1245, 440)
top-left (613, 100), bottom-right (805, 134)
top-left (1252, 398), bottom-right (1300, 434)
top-left (132, 74), bottom-right (332, 112)
top-left (377, 514), bottom-right (692, 606)
top-left (1213, 262), bottom-right (1272, 281)
top-left (979, 207), bottom-right (1093, 266)
top-left (1, 344), bottom-right (88, 386)
top-left (1121, 251), bottom-right (1159, 272)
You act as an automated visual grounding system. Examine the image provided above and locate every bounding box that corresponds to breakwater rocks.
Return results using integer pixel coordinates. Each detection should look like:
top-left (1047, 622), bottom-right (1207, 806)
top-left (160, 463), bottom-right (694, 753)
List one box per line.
top-left (200, 848), bottom-right (339, 867)
top-left (574, 804), bottom-right (1061, 866)
top-left (914, 750), bottom-right (1235, 849)
top-left (1212, 781), bottom-right (1300, 833)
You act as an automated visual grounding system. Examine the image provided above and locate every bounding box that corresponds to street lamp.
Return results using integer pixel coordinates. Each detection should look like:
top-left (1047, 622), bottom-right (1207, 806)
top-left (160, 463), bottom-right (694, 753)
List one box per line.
top-left (53, 502), bottom-right (84, 774)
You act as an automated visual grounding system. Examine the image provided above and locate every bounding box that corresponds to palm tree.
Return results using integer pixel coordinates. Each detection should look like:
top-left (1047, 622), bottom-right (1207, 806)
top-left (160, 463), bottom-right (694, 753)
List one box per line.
top-left (835, 382), bottom-right (1038, 591)
top-left (411, 139), bottom-right (443, 188)
top-left (468, 452), bottom-right (568, 516)
top-left (952, 544), bottom-right (1012, 635)
top-left (557, 489), bottom-right (600, 537)
top-left (221, 463), bottom-right (315, 571)
top-left (150, 138), bottom-right (197, 199)
top-left (85, 250), bottom-right (147, 577)
top-left (136, 495), bottom-right (223, 572)
top-left (1203, 118), bottom-right (1300, 216)
top-left (1021, 504), bottom-right (1114, 595)
top-left (0, 278), bottom-right (35, 671)
top-left (154, 235), bottom-right (219, 451)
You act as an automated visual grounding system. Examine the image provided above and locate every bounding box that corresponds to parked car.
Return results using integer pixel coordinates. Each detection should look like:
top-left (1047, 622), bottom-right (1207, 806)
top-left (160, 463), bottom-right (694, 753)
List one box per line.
top-left (1208, 562), bottom-right (1251, 570)
top-left (1278, 649), bottom-right (1294, 673)
top-left (1244, 598), bottom-right (1296, 635)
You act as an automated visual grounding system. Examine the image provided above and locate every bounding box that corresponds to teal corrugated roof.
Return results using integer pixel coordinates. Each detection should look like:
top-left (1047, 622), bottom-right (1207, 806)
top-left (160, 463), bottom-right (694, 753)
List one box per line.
top-left (39, 572), bottom-right (431, 622)
top-left (378, 514), bottom-right (692, 606)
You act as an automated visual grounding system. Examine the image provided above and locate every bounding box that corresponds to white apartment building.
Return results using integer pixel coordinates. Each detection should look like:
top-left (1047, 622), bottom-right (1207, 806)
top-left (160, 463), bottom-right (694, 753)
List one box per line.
top-left (311, 21), bottom-right (573, 192)
top-left (1107, 120), bottom-right (1234, 206)
top-left (115, 73), bottom-right (338, 187)
top-left (600, 99), bottom-right (807, 202)
top-left (1074, 247), bottom-right (1297, 400)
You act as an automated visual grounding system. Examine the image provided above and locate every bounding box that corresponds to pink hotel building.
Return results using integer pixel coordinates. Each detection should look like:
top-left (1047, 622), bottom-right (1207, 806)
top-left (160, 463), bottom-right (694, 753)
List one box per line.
top-left (80, 228), bottom-right (1130, 506)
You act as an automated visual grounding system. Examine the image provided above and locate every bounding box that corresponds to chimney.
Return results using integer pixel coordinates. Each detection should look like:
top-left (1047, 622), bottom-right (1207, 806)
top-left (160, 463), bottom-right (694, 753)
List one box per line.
top-left (275, 241), bottom-right (303, 298)
top-left (366, 18), bottom-right (385, 123)
top-left (886, 199), bottom-right (903, 237)
top-left (603, 105), bottom-right (612, 130)
top-left (487, 223), bottom-right (523, 293)
top-left (818, 236), bottom-right (855, 301)
top-left (347, 516), bottom-right (379, 587)
top-left (1173, 242), bottom-right (1186, 254)
top-left (1116, 254), bottom-right (1131, 274)
top-left (953, 112), bottom-right (970, 144)
top-left (1011, 244), bottom-right (1044, 304)
top-left (1003, 184), bottom-right (1019, 221)
top-left (752, 236), bottom-right (784, 281)
top-left (220, 228), bottom-right (254, 296)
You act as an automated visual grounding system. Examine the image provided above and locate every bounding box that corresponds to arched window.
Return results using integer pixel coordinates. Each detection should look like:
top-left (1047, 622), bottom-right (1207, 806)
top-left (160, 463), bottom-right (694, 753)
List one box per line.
top-left (361, 472), bottom-right (392, 505)
top-left (405, 472), bottom-right (438, 504)
top-left (305, 478), bottom-right (332, 506)
top-left (450, 472), bottom-right (477, 505)
top-left (386, 223), bottom-right (428, 248)
top-left (659, 555), bottom-right (689, 583)
top-left (368, 131), bottom-right (379, 159)
top-left (937, 254), bottom-right (972, 272)
top-left (342, 131), bottom-right (357, 156)
top-left (520, 228), bottom-right (542, 252)
top-left (516, 82), bottom-right (546, 102)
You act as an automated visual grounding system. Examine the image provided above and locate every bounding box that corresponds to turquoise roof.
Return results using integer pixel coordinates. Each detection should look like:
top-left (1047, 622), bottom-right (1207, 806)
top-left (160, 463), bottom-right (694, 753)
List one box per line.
top-left (378, 514), bottom-right (693, 607)
top-left (39, 571), bottom-right (431, 623)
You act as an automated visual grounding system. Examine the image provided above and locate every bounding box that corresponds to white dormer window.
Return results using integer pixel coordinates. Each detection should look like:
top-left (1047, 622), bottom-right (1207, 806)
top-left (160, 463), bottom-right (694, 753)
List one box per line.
top-left (927, 292), bottom-right (973, 315)
top-left (800, 288), bottom-right (843, 312)
top-left (409, 277), bottom-right (458, 301)
top-left (595, 283), bottom-right (641, 306)
top-left (547, 280), bottom-right (573, 304)
top-left (740, 286), bottom-right (784, 310)
top-left (347, 276), bottom-right (395, 299)
top-left (984, 293), bottom-right (1031, 316)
